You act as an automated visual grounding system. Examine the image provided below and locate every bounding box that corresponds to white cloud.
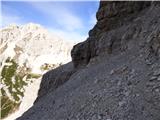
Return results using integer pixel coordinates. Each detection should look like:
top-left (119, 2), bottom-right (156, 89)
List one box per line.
top-left (0, 4), bottom-right (25, 28)
top-left (48, 28), bottom-right (87, 43)
top-left (0, 13), bottom-right (24, 28)
top-left (29, 2), bottom-right (88, 42)
top-left (30, 2), bottom-right (84, 31)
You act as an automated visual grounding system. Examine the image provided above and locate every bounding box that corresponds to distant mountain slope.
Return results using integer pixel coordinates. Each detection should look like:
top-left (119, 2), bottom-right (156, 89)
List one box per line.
top-left (0, 23), bottom-right (73, 119)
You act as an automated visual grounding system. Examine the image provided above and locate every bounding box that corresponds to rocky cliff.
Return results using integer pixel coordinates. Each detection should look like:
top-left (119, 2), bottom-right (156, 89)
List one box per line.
top-left (18, 1), bottom-right (160, 120)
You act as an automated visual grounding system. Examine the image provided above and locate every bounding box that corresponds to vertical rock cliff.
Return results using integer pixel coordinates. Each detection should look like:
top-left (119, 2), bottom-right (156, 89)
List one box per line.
top-left (18, 1), bottom-right (160, 120)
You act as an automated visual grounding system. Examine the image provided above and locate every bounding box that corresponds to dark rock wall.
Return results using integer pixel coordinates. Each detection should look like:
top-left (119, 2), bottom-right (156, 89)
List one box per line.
top-left (71, 1), bottom-right (160, 68)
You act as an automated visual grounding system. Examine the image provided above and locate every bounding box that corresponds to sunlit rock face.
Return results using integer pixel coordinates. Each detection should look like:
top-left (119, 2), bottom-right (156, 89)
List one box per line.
top-left (18, 1), bottom-right (160, 120)
top-left (0, 23), bottom-right (73, 119)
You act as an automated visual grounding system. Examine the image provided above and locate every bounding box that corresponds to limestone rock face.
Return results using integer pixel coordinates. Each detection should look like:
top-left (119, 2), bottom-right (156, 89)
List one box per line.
top-left (18, 2), bottom-right (160, 120)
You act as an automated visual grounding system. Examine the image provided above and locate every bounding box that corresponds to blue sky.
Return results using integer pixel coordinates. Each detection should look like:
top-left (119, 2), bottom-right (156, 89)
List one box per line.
top-left (1, 1), bottom-right (99, 42)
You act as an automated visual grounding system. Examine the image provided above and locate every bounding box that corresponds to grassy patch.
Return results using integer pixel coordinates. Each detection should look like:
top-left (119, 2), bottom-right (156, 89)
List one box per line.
top-left (1, 58), bottom-right (28, 118)
top-left (26, 73), bottom-right (41, 79)
top-left (1, 57), bottom-right (42, 118)
top-left (1, 58), bottom-right (27, 102)
top-left (40, 63), bottom-right (56, 71)
top-left (1, 95), bottom-right (20, 119)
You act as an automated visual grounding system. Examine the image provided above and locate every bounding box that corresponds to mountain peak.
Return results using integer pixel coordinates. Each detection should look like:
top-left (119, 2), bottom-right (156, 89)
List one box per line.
top-left (22, 23), bottom-right (43, 31)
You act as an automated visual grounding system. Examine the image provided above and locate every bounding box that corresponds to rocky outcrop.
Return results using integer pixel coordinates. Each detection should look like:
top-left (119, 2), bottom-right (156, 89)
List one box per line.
top-left (71, 1), bottom-right (160, 68)
top-left (18, 1), bottom-right (160, 120)
top-left (35, 62), bottom-right (75, 103)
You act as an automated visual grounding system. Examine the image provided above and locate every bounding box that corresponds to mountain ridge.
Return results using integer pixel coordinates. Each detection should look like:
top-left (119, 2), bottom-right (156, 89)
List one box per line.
top-left (0, 23), bottom-right (73, 119)
top-left (1, 23), bottom-right (73, 74)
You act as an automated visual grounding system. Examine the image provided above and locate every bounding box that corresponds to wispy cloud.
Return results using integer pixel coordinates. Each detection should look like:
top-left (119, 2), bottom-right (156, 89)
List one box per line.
top-left (29, 2), bottom-right (84, 31)
top-left (1, 14), bottom-right (23, 27)
top-left (28, 2), bottom-right (89, 42)
top-left (1, 4), bottom-right (25, 28)
top-left (48, 28), bottom-right (87, 43)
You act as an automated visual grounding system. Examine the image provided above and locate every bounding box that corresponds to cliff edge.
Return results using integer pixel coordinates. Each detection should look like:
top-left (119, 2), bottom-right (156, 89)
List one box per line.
top-left (18, 1), bottom-right (160, 120)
